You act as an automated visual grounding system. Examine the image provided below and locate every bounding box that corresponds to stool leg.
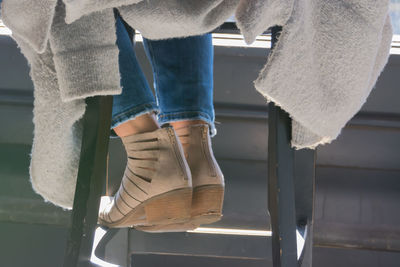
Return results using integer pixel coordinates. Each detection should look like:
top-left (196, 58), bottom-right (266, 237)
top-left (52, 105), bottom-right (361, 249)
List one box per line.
top-left (63, 96), bottom-right (113, 267)
top-left (268, 102), bottom-right (298, 267)
top-left (268, 26), bottom-right (316, 267)
top-left (294, 149), bottom-right (316, 267)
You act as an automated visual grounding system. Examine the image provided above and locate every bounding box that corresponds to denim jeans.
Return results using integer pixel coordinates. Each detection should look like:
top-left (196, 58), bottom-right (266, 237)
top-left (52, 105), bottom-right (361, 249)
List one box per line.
top-left (112, 15), bottom-right (216, 136)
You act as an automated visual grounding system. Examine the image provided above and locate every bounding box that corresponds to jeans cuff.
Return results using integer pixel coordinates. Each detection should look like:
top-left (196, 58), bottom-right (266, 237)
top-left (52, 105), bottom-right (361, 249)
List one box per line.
top-left (158, 111), bottom-right (217, 137)
top-left (110, 102), bottom-right (159, 138)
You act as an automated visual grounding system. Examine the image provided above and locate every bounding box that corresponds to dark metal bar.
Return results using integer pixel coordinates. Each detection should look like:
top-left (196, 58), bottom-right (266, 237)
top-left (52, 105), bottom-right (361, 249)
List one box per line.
top-left (294, 150), bottom-right (316, 267)
top-left (268, 102), bottom-right (298, 267)
top-left (267, 26), bottom-right (298, 267)
top-left (63, 96), bottom-right (113, 267)
top-left (294, 150), bottom-right (316, 226)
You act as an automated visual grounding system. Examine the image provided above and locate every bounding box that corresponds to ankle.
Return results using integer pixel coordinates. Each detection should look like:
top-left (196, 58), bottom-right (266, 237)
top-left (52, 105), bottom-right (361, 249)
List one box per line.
top-left (171, 122), bottom-right (211, 159)
top-left (170, 120), bottom-right (206, 131)
top-left (114, 113), bottom-right (160, 137)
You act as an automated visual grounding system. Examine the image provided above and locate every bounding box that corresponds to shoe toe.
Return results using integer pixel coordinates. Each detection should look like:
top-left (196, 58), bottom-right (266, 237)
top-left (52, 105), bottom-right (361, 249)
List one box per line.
top-left (98, 196), bottom-right (114, 223)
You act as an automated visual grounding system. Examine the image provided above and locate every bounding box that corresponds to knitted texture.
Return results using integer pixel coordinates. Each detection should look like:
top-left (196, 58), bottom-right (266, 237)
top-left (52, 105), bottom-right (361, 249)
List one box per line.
top-left (63, 0), bottom-right (142, 24)
top-left (2, 1), bottom-right (121, 208)
top-left (50, 2), bottom-right (121, 102)
top-left (1, 0), bottom-right (57, 53)
top-left (250, 0), bottom-right (392, 148)
top-left (17, 38), bottom-right (86, 208)
top-left (235, 0), bottom-right (294, 44)
top-left (118, 0), bottom-right (240, 40)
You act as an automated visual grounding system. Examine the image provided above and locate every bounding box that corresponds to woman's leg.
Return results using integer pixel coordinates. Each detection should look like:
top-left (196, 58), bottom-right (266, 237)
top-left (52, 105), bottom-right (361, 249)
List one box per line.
top-left (111, 15), bottom-right (159, 136)
top-left (99, 14), bottom-right (192, 229)
top-left (142, 34), bottom-right (216, 136)
top-left (141, 34), bottom-right (224, 227)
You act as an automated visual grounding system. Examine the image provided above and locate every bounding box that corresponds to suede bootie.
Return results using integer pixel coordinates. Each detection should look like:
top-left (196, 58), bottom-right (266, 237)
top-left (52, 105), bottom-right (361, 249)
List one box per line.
top-left (135, 124), bottom-right (224, 232)
top-left (178, 124), bottom-right (224, 224)
top-left (98, 126), bottom-right (192, 228)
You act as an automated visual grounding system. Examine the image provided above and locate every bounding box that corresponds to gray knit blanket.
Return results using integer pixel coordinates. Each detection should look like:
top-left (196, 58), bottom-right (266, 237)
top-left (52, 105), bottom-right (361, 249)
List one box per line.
top-left (1, 0), bottom-right (393, 208)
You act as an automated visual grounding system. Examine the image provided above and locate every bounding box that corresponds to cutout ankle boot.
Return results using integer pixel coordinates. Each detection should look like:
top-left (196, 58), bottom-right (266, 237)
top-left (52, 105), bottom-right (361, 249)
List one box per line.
top-left (135, 124), bottom-right (224, 232)
top-left (177, 124), bottom-right (225, 225)
top-left (98, 126), bottom-right (192, 228)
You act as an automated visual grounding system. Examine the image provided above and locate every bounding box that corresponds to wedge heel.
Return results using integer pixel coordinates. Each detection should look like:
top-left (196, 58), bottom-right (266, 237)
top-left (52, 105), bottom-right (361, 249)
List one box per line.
top-left (191, 184), bottom-right (224, 224)
top-left (99, 187), bottom-right (192, 228)
top-left (144, 187), bottom-right (192, 225)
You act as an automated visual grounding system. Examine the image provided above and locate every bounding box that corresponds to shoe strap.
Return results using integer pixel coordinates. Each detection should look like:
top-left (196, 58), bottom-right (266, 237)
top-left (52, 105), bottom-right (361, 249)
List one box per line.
top-left (121, 127), bottom-right (166, 144)
top-left (175, 124), bottom-right (209, 145)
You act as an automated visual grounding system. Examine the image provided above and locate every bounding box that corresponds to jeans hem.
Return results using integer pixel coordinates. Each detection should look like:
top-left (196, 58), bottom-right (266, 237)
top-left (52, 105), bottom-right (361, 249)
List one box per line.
top-left (110, 102), bottom-right (159, 138)
top-left (158, 111), bottom-right (217, 137)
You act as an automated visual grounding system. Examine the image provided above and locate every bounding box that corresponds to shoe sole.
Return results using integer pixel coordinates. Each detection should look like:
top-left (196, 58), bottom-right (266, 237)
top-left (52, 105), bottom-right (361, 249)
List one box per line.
top-left (134, 184), bottom-right (224, 233)
top-left (98, 187), bottom-right (192, 228)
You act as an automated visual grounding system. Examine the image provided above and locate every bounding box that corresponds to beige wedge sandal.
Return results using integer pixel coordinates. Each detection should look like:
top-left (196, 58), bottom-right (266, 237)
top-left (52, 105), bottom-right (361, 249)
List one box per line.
top-left (135, 124), bottom-right (225, 232)
top-left (98, 126), bottom-right (192, 228)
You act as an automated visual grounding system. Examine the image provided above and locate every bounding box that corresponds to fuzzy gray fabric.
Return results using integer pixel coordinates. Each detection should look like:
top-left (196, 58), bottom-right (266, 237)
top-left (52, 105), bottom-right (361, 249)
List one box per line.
top-left (1, 0), bottom-right (57, 53)
top-left (1, 0), bottom-right (393, 208)
top-left (49, 2), bottom-right (121, 101)
top-left (250, 0), bottom-right (393, 148)
top-left (63, 0), bottom-right (142, 24)
top-left (16, 38), bottom-right (86, 208)
top-left (118, 0), bottom-right (240, 40)
top-left (236, 0), bottom-right (294, 44)
top-left (1, 1), bottom-right (121, 208)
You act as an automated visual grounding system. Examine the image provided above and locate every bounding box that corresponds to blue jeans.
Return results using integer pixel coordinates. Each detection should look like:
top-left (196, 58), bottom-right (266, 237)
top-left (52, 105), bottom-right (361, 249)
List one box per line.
top-left (112, 15), bottom-right (216, 136)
